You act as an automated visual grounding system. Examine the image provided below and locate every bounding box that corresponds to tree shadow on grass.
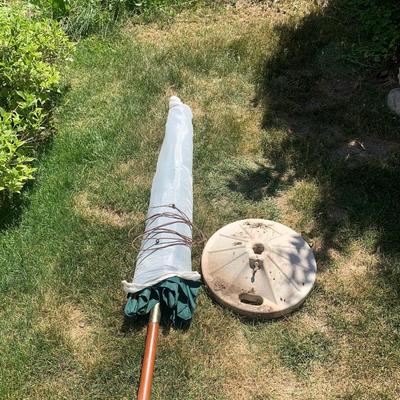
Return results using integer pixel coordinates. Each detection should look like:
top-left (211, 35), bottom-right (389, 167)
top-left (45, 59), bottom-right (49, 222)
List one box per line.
top-left (252, 1), bottom-right (400, 292)
top-left (0, 193), bottom-right (26, 232)
top-left (227, 162), bottom-right (294, 200)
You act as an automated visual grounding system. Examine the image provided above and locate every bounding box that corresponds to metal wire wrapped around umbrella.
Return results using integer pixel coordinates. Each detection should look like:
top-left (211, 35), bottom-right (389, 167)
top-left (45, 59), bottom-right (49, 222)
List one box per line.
top-left (125, 204), bottom-right (203, 327)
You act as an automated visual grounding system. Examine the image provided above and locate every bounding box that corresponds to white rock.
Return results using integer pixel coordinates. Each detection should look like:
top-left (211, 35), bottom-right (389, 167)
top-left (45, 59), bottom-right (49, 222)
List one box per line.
top-left (387, 88), bottom-right (400, 115)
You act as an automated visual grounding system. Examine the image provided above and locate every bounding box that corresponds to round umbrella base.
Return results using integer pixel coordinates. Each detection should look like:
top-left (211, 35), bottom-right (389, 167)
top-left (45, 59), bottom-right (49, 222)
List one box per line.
top-left (201, 219), bottom-right (317, 318)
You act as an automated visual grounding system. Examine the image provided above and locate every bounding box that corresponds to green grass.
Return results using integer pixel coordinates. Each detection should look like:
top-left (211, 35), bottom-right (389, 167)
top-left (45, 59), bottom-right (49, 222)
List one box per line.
top-left (278, 330), bottom-right (332, 377)
top-left (1, 1), bottom-right (400, 399)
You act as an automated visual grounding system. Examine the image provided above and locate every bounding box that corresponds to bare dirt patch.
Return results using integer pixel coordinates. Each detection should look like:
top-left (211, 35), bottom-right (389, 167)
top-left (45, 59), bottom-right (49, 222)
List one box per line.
top-left (333, 137), bottom-right (400, 164)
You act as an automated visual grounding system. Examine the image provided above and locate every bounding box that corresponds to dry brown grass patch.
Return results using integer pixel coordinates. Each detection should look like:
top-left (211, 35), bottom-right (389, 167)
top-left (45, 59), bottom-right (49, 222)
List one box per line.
top-left (114, 159), bottom-right (153, 187)
top-left (298, 313), bottom-right (329, 335)
top-left (67, 307), bottom-right (93, 344)
top-left (74, 192), bottom-right (139, 228)
top-left (323, 244), bottom-right (379, 299)
top-left (29, 371), bottom-right (81, 400)
top-left (125, 2), bottom-right (283, 48)
top-left (275, 191), bottom-right (303, 229)
top-left (190, 299), bottom-right (301, 399)
top-left (37, 291), bottom-right (103, 369)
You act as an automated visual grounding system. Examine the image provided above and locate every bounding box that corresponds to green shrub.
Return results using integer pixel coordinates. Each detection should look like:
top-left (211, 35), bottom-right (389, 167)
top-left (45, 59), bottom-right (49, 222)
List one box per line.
top-left (0, 111), bottom-right (36, 193)
top-left (0, 3), bottom-right (73, 193)
top-left (30, 0), bottom-right (71, 19)
top-left (345, 0), bottom-right (400, 63)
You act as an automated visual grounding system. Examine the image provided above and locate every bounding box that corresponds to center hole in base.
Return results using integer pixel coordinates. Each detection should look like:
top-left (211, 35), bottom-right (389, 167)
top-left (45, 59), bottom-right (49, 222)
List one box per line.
top-left (252, 243), bottom-right (265, 255)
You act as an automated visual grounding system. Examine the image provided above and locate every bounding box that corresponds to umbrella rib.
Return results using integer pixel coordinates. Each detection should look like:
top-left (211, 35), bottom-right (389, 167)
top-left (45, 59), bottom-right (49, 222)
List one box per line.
top-left (265, 233), bottom-right (291, 244)
top-left (219, 233), bottom-right (249, 242)
top-left (211, 251), bottom-right (248, 274)
top-left (208, 246), bottom-right (246, 254)
top-left (269, 244), bottom-right (304, 251)
top-left (259, 266), bottom-right (278, 304)
top-left (267, 248), bottom-right (311, 270)
top-left (238, 222), bottom-right (254, 240)
top-left (266, 254), bottom-right (301, 292)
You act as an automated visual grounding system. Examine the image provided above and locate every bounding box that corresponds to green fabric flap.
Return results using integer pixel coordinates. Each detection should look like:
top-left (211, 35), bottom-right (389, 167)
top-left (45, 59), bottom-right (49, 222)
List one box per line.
top-left (124, 277), bottom-right (201, 329)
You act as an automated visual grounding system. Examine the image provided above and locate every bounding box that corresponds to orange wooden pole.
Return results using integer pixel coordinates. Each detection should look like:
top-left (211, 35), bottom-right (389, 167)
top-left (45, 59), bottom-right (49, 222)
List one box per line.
top-left (137, 303), bottom-right (161, 400)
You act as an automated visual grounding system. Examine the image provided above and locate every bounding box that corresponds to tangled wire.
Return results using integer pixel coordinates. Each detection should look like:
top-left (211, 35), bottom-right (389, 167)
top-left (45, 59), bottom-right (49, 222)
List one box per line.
top-left (129, 204), bottom-right (205, 267)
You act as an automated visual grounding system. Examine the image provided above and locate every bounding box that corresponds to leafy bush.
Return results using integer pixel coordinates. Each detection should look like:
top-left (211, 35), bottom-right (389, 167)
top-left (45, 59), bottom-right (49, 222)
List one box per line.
top-left (0, 112), bottom-right (36, 193)
top-left (31, 0), bottom-right (71, 19)
top-left (345, 0), bottom-right (400, 63)
top-left (0, 4), bottom-right (73, 193)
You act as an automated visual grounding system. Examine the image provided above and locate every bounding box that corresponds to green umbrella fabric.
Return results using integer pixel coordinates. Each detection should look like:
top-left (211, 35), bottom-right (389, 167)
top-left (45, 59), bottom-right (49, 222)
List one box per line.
top-left (124, 277), bottom-right (201, 329)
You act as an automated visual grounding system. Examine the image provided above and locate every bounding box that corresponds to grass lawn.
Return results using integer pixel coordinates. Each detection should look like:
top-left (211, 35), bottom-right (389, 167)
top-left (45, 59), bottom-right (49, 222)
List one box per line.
top-left (1, 1), bottom-right (400, 399)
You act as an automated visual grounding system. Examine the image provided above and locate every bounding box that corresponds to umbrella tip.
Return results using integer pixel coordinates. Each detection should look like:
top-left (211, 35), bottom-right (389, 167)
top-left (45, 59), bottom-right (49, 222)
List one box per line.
top-left (169, 96), bottom-right (182, 108)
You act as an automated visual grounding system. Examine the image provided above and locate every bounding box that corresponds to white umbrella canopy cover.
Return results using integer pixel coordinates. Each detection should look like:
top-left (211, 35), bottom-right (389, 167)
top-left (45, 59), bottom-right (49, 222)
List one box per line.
top-left (123, 96), bottom-right (201, 327)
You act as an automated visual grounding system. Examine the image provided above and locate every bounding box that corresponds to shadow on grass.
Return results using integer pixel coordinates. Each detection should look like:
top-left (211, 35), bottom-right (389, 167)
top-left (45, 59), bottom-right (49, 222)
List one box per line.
top-left (227, 161), bottom-right (294, 200)
top-left (252, 1), bottom-right (400, 291)
top-left (0, 193), bottom-right (27, 232)
top-left (0, 80), bottom-right (70, 233)
top-left (121, 310), bottom-right (191, 335)
top-left (120, 314), bottom-right (149, 334)
top-left (0, 113), bottom-right (60, 233)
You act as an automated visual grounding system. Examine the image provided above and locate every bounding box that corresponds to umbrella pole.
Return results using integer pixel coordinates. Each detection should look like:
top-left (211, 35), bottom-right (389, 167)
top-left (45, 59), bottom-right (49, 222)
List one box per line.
top-left (137, 303), bottom-right (161, 400)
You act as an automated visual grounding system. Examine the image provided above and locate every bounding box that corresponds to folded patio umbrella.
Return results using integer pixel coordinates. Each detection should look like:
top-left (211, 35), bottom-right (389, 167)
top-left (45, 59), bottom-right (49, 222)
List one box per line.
top-left (122, 96), bottom-right (201, 399)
